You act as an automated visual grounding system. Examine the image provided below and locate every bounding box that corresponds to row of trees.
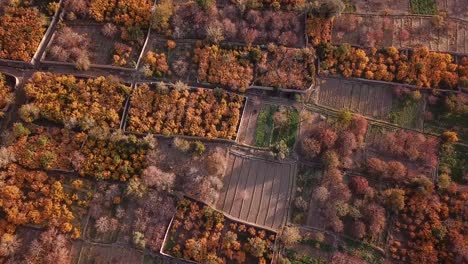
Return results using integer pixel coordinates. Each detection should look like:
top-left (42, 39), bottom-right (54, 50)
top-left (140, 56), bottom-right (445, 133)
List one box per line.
top-left (195, 44), bottom-right (317, 91)
top-left (256, 45), bottom-right (315, 90)
top-left (0, 7), bottom-right (46, 61)
top-left (23, 72), bottom-right (131, 130)
top-left (319, 44), bottom-right (462, 89)
top-left (64, 0), bottom-right (152, 28)
top-left (0, 164), bottom-right (76, 238)
top-left (8, 124), bottom-right (86, 171)
top-left (166, 199), bottom-right (275, 263)
top-left (195, 45), bottom-right (254, 92)
top-left (369, 129), bottom-right (439, 172)
top-left (128, 82), bottom-right (244, 139)
top-left (167, 2), bottom-right (303, 46)
top-left (0, 73), bottom-right (14, 118)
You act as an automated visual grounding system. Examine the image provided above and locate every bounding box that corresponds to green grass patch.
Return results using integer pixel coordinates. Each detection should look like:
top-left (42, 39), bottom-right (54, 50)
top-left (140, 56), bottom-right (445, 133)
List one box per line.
top-left (439, 143), bottom-right (468, 184)
top-left (254, 105), bottom-right (299, 149)
top-left (285, 249), bottom-right (327, 264)
top-left (410, 0), bottom-right (437, 14)
top-left (341, 238), bottom-right (383, 264)
top-left (389, 95), bottom-right (423, 129)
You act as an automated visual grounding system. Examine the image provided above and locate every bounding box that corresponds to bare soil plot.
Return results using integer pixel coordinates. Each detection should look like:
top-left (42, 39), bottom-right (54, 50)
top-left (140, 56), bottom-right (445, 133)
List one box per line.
top-left (437, 0), bottom-right (468, 20)
top-left (237, 97), bottom-right (263, 146)
top-left (216, 151), bottom-right (296, 230)
top-left (332, 14), bottom-right (468, 53)
top-left (317, 78), bottom-right (395, 120)
top-left (78, 243), bottom-right (144, 264)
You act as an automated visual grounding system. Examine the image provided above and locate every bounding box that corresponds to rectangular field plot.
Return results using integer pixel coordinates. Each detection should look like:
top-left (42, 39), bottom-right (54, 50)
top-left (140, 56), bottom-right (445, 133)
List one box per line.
top-left (216, 151), bottom-right (296, 230)
top-left (317, 78), bottom-right (394, 120)
top-left (78, 244), bottom-right (144, 264)
top-left (332, 14), bottom-right (468, 53)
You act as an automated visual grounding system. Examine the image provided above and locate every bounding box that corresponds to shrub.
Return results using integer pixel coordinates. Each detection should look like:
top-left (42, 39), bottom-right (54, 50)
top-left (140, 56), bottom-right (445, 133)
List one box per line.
top-left (349, 176), bottom-right (369, 195)
top-left (142, 166), bottom-right (176, 191)
top-left (193, 141), bottom-right (206, 155)
top-left (126, 177), bottom-right (148, 198)
top-left (441, 131), bottom-right (459, 143)
top-left (382, 188), bottom-right (405, 213)
top-left (18, 104), bottom-right (40, 123)
top-left (50, 27), bottom-right (90, 65)
top-left (174, 137), bottom-right (191, 152)
top-left (281, 226), bottom-right (302, 246)
top-left (246, 237), bottom-right (267, 258)
top-left (0, 147), bottom-right (16, 169)
top-left (102, 23), bottom-right (118, 38)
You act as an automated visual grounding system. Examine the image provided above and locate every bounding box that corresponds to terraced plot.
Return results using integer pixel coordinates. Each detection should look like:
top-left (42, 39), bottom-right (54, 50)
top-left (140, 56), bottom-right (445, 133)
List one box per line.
top-left (316, 78), bottom-right (395, 120)
top-left (216, 151), bottom-right (296, 230)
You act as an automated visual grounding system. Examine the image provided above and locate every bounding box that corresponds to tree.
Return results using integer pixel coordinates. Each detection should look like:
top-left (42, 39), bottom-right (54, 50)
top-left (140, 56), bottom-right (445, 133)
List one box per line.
top-left (125, 177), bottom-right (147, 198)
top-left (205, 148), bottom-right (227, 176)
top-left (338, 131), bottom-right (357, 156)
top-left (193, 141), bottom-right (206, 155)
top-left (382, 188), bottom-right (405, 213)
top-left (19, 104), bottom-right (40, 123)
top-left (364, 203), bottom-right (386, 238)
top-left (102, 23), bottom-right (118, 38)
top-left (337, 109), bottom-right (353, 124)
top-left (367, 158), bottom-right (387, 176)
top-left (0, 233), bottom-right (21, 257)
top-left (174, 137), bottom-right (191, 152)
top-left (301, 138), bottom-right (321, 159)
top-left (246, 237), bottom-right (267, 258)
top-left (206, 22), bottom-right (224, 43)
top-left (142, 166), bottom-right (176, 191)
top-left (133, 232), bottom-right (146, 249)
top-left (151, 0), bottom-right (173, 34)
top-left (441, 131), bottom-right (459, 143)
top-left (322, 150), bottom-right (339, 168)
top-left (385, 161), bottom-right (407, 181)
top-left (349, 176), bottom-right (369, 195)
top-left (351, 220), bottom-right (366, 239)
top-left (437, 173), bottom-right (451, 190)
top-left (0, 147), bottom-right (16, 169)
top-left (281, 226), bottom-right (302, 246)
top-left (312, 186), bottom-right (329, 202)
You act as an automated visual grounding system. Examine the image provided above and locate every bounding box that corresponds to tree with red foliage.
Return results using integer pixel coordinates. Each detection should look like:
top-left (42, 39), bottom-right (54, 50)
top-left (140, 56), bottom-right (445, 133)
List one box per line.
top-left (364, 203), bottom-right (386, 239)
top-left (349, 176), bottom-right (369, 195)
top-left (351, 220), bottom-right (366, 239)
top-left (300, 138), bottom-right (321, 159)
top-left (337, 131), bottom-right (357, 156)
top-left (366, 158), bottom-right (387, 176)
top-left (384, 161), bottom-right (407, 181)
top-left (318, 127), bottom-right (338, 149)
